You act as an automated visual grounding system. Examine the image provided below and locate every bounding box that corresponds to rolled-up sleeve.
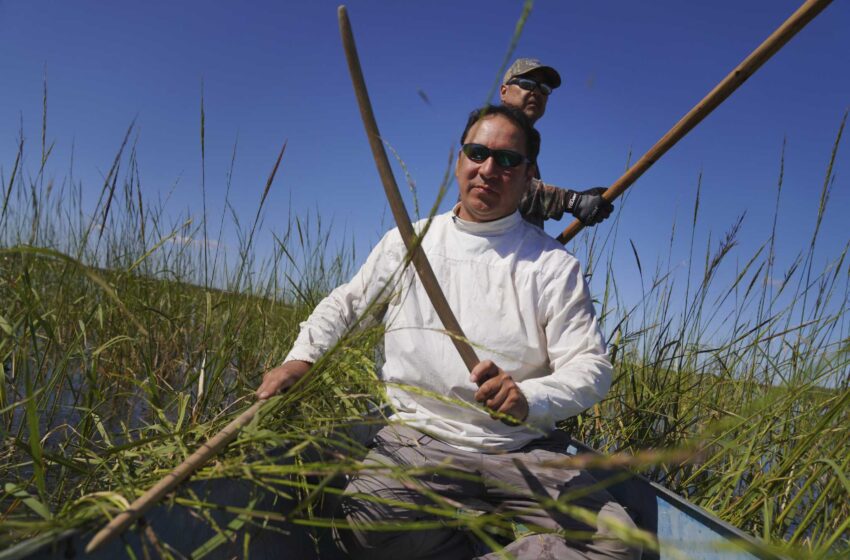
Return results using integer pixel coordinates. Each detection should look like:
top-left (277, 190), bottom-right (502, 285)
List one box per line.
top-left (517, 257), bottom-right (612, 431)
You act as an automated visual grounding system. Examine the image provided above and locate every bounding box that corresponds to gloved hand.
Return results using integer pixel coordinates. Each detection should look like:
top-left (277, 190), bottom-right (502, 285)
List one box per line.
top-left (567, 187), bottom-right (614, 225)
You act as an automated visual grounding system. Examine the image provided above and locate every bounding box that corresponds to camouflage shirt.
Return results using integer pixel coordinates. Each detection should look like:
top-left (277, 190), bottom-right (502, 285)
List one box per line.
top-left (518, 178), bottom-right (575, 228)
top-left (456, 166), bottom-right (576, 227)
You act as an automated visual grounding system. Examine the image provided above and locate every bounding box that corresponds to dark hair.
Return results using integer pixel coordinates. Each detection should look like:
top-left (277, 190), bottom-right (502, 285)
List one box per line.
top-left (459, 104), bottom-right (540, 164)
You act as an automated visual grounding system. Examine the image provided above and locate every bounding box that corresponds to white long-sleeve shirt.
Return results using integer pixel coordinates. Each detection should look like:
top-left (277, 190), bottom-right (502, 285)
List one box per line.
top-left (285, 207), bottom-right (612, 452)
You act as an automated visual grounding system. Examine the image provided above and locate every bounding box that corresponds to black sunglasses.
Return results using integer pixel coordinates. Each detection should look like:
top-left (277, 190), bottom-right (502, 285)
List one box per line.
top-left (461, 143), bottom-right (529, 168)
top-left (507, 77), bottom-right (552, 96)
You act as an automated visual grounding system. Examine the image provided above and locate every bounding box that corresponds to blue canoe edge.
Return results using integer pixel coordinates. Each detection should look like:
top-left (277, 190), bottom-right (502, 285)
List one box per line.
top-left (567, 440), bottom-right (786, 560)
top-left (1, 433), bottom-right (786, 560)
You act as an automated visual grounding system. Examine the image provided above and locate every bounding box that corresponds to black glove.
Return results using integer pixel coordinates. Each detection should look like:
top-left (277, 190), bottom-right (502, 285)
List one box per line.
top-left (567, 187), bottom-right (614, 226)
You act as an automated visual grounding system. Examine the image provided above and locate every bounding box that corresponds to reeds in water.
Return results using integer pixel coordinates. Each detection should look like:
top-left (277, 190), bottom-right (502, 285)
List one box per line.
top-left (0, 103), bottom-right (847, 558)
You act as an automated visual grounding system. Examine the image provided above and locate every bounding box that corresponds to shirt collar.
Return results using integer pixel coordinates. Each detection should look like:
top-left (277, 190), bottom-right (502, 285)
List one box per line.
top-left (451, 203), bottom-right (523, 236)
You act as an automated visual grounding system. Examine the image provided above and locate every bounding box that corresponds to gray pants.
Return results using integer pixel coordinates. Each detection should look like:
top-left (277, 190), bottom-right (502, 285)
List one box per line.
top-left (334, 425), bottom-right (641, 560)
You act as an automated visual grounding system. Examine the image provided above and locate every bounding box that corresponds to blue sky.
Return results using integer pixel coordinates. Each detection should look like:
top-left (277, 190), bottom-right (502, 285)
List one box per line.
top-left (1, 1), bottom-right (848, 318)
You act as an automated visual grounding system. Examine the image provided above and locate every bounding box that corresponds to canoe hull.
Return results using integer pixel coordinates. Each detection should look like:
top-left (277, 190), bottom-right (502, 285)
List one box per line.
top-left (2, 439), bottom-right (780, 560)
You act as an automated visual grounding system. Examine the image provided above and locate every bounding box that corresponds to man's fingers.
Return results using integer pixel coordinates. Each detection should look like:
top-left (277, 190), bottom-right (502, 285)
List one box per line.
top-left (484, 383), bottom-right (512, 412)
top-left (471, 363), bottom-right (529, 423)
top-left (471, 367), bottom-right (529, 424)
top-left (497, 389), bottom-right (529, 424)
top-left (586, 197), bottom-right (613, 225)
top-left (469, 359), bottom-right (499, 385)
top-left (256, 373), bottom-right (287, 399)
top-left (256, 361), bottom-right (311, 400)
top-left (495, 389), bottom-right (521, 415)
top-left (474, 376), bottom-right (501, 403)
top-left (574, 187), bottom-right (615, 226)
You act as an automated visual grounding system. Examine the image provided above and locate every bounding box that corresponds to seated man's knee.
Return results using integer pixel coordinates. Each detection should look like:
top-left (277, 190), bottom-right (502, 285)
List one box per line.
top-left (333, 492), bottom-right (399, 559)
top-left (334, 492), bottom-right (473, 560)
top-left (596, 501), bottom-right (642, 560)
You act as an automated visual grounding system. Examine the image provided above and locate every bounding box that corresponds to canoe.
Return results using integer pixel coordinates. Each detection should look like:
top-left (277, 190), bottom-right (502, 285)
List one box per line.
top-left (568, 440), bottom-right (784, 560)
top-left (0, 431), bottom-right (784, 560)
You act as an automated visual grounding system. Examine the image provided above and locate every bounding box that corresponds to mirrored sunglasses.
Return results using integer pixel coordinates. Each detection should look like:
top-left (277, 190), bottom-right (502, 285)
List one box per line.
top-left (507, 77), bottom-right (552, 96)
top-left (461, 143), bottom-right (529, 168)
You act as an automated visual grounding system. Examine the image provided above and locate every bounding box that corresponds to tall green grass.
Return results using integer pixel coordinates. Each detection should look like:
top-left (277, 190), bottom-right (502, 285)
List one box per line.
top-left (0, 95), bottom-right (847, 558)
top-left (567, 112), bottom-right (849, 555)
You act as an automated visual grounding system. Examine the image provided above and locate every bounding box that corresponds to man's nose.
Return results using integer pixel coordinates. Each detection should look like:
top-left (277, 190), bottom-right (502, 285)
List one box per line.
top-left (528, 87), bottom-right (544, 99)
top-left (478, 155), bottom-right (498, 178)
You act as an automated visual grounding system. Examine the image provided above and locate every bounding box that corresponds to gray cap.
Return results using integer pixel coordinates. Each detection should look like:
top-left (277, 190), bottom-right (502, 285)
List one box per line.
top-left (502, 58), bottom-right (562, 89)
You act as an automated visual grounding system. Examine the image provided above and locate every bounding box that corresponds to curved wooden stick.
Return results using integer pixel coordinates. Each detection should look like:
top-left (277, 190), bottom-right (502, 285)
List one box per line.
top-left (557, 0), bottom-right (832, 245)
top-left (338, 5), bottom-right (479, 372)
top-left (89, 11), bottom-right (477, 552)
top-left (87, 7), bottom-right (479, 554)
top-left (87, 1), bottom-right (831, 552)
top-left (85, 400), bottom-right (264, 553)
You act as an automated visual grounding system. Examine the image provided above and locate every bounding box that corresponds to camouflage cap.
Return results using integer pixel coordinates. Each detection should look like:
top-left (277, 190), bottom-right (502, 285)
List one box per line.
top-left (502, 58), bottom-right (562, 89)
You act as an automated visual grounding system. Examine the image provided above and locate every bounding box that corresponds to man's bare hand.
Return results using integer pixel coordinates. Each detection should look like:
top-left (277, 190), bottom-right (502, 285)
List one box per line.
top-left (256, 360), bottom-right (311, 400)
top-left (469, 360), bottom-right (529, 424)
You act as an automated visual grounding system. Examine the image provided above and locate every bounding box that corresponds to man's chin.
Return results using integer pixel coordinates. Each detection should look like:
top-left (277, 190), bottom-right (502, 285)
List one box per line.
top-left (460, 201), bottom-right (511, 223)
top-left (524, 106), bottom-right (543, 122)
top-left (470, 192), bottom-right (500, 212)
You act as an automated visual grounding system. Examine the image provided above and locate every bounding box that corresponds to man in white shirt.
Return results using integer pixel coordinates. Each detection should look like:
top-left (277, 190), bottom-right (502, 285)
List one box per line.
top-left (257, 105), bottom-right (639, 559)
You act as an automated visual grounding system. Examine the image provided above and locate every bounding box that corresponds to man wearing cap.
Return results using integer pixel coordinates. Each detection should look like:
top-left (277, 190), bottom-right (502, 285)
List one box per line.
top-left (258, 105), bottom-right (639, 559)
top-left (501, 57), bottom-right (614, 228)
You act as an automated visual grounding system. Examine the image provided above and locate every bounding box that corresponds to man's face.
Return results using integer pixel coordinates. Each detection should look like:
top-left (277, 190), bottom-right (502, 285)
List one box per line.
top-left (456, 114), bottom-right (533, 223)
top-left (499, 69), bottom-right (550, 123)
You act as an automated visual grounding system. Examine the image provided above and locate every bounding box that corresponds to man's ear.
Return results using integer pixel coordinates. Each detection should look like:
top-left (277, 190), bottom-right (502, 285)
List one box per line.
top-left (499, 84), bottom-right (508, 101)
top-left (527, 162), bottom-right (538, 182)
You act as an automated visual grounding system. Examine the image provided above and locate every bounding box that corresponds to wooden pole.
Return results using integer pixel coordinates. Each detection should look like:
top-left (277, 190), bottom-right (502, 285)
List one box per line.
top-left (85, 400), bottom-right (264, 553)
top-left (88, 6), bottom-right (477, 554)
top-left (89, 9), bottom-right (478, 553)
top-left (556, 0), bottom-right (833, 245)
top-left (86, 0), bottom-right (832, 551)
top-left (338, 5), bottom-right (480, 371)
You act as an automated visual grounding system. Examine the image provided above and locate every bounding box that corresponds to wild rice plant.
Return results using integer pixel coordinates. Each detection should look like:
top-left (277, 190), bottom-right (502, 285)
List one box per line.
top-left (0, 96), bottom-right (847, 558)
top-left (567, 112), bottom-right (849, 556)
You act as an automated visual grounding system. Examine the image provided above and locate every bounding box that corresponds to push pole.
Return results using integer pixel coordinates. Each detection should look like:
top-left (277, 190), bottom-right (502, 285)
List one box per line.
top-left (86, 0), bottom-right (833, 552)
top-left (338, 5), bottom-right (480, 372)
top-left (557, 0), bottom-right (833, 245)
top-left (89, 7), bottom-right (479, 554)
top-left (86, 400), bottom-right (264, 553)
